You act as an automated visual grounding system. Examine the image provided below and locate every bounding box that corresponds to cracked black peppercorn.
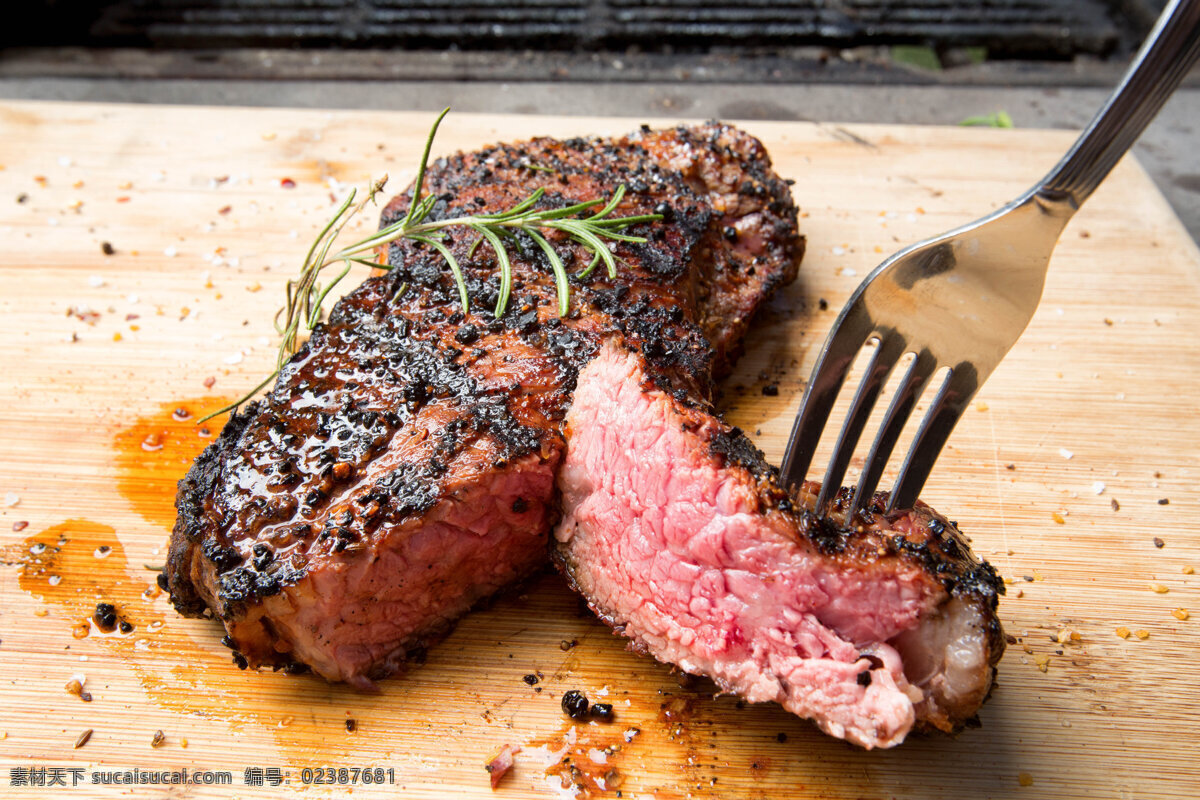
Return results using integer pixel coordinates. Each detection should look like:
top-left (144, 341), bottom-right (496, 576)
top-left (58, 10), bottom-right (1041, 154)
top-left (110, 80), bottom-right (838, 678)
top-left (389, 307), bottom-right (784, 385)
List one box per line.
top-left (561, 690), bottom-right (589, 720)
top-left (93, 603), bottom-right (117, 632)
top-left (590, 703), bottom-right (614, 722)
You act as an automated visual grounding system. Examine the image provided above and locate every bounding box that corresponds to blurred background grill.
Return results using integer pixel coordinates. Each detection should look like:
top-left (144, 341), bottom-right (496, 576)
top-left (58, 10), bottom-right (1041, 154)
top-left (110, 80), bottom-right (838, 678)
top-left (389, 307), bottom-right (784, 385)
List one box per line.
top-left (13, 0), bottom-right (1159, 61)
top-left (4, 1), bottom-right (1194, 239)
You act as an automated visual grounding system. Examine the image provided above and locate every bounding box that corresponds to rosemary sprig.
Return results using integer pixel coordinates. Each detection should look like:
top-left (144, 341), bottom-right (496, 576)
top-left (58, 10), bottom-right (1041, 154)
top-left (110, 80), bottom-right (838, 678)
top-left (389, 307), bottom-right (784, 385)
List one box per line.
top-left (199, 108), bottom-right (660, 423)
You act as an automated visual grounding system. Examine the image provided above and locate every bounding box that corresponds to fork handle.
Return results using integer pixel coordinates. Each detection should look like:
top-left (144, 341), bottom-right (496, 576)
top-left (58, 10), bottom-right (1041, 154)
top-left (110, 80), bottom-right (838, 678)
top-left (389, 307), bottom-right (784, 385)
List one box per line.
top-left (1038, 0), bottom-right (1200, 208)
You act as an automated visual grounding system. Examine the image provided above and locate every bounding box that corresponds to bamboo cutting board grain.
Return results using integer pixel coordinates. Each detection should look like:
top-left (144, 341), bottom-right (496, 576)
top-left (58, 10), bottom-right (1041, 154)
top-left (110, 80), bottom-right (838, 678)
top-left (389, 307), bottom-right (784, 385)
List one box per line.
top-left (1, 101), bottom-right (1198, 799)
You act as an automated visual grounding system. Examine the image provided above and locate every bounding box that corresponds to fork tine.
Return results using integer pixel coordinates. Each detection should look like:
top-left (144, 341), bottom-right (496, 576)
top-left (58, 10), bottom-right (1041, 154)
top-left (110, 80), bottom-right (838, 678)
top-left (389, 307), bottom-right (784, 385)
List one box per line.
top-left (779, 304), bottom-right (873, 490)
top-left (849, 348), bottom-right (937, 517)
top-left (887, 362), bottom-right (984, 512)
top-left (815, 332), bottom-right (907, 512)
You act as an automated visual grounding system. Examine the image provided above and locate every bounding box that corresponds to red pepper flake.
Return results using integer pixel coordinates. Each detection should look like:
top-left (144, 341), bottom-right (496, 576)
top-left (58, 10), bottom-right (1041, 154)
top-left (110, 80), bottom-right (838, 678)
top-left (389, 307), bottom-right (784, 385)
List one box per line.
top-left (218, 205), bottom-right (232, 215)
top-left (125, 313), bottom-right (140, 322)
top-left (116, 196), bottom-right (131, 203)
top-left (12, 521), bottom-right (28, 532)
top-left (280, 178), bottom-right (297, 189)
top-left (1154, 537), bottom-right (1166, 549)
top-left (485, 743), bottom-right (521, 790)
top-left (68, 307), bottom-right (101, 325)
top-left (203, 376), bottom-right (216, 389)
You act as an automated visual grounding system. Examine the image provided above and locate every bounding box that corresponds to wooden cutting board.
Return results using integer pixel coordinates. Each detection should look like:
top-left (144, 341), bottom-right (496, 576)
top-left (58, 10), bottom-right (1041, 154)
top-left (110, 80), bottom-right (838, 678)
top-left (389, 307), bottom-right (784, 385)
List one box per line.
top-left (1, 101), bottom-right (1198, 799)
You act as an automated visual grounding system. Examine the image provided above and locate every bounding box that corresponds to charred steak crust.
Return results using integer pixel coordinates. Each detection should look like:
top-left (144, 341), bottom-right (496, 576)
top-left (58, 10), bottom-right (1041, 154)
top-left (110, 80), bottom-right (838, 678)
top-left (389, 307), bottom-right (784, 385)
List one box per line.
top-left (708, 425), bottom-right (1006, 613)
top-left (166, 121), bottom-right (803, 685)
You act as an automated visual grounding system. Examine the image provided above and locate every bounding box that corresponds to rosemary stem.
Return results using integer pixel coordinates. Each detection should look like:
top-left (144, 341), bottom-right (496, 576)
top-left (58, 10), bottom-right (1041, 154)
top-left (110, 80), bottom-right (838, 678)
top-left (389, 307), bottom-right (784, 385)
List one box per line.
top-left (210, 109), bottom-right (661, 422)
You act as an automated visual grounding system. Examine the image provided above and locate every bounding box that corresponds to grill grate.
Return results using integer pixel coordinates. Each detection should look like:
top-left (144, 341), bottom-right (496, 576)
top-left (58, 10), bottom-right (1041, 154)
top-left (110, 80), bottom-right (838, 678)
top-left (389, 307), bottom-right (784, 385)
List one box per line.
top-left (69, 0), bottom-right (1135, 59)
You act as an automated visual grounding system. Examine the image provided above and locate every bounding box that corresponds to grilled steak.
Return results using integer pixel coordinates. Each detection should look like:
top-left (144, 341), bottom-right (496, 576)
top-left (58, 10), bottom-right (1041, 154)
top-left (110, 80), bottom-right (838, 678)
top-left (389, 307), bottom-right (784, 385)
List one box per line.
top-left (167, 118), bottom-right (1005, 748)
top-left (554, 340), bottom-right (1005, 748)
top-left (166, 122), bottom-right (803, 688)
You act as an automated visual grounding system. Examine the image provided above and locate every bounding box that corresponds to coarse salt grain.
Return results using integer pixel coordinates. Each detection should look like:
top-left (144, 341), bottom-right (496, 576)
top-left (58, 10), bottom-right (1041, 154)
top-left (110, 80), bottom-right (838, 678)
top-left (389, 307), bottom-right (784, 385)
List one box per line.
top-left (831, 246), bottom-right (846, 256)
top-left (1059, 448), bottom-right (1073, 459)
top-left (58, 156), bottom-right (73, 167)
top-left (126, 294), bottom-right (139, 304)
top-left (224, 352), bottom-right (244, 365)
top-left (88, 275), bottom-right (106, 288)
top-left (3, 492), bottom-right (19, 507)
top-left (1092, 482), bottom-right (1106, 495)
top-left (163, 246), bottom-right (178, 258)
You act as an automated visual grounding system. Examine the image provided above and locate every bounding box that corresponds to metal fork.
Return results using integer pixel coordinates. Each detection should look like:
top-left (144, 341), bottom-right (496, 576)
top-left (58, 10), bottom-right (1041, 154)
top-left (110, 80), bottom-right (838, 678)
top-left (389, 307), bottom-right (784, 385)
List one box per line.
top-left (780, 0), bottom-right (1200, 519)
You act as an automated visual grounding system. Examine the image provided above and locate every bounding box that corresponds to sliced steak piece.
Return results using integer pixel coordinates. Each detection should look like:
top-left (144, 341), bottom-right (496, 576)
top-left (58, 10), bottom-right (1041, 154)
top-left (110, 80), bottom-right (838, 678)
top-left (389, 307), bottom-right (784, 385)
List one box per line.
top-left (554, 340), bottom-right (1005, 749)
top-left (166, 122), bottom-right (803, 687)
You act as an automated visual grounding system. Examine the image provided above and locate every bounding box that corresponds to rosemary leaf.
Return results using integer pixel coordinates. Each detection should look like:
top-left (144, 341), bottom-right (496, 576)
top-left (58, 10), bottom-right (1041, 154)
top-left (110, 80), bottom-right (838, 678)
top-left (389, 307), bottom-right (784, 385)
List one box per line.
top-left (411, 234), bottom-right (469, 313)
top-left (526, 229), bottom-right (572, 317)
top-left (403, 107), bottom-right (451, 228)
top-left (472, 225), bottom-right (514, 319)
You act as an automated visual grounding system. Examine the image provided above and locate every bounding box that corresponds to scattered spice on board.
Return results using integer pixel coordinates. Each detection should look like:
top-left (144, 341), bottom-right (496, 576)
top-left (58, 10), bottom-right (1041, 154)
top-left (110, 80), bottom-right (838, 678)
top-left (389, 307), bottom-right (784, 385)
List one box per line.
top-left (74, 729), bottom-right (93, 749)
top-left (345, 719), bottom-right (357, 733)
top-left (1134, 629), bottom-right (1150, 640)
top-left (151, 730), bottom-right (165, 748)
top-left (1115, 627), bottom-right (1131, 639)
top-left (65, 678), bottom-right (92, 702)
top-left (1157, 498), bottom-right (1170, 505)
top-left (1018, 773), bottom-right (1034, 787)
top-left (1154, 537), bottom-right (1165, 548)
top-left (590, 703), bottom-right (615, 722)
top-left (1184, 566), bottom-right (1195, 575)
top-left (1149, 583), bottom-right (1169, 594)
top-left (1172, 608), bottom-right (1189, 621)
top-left (561, 690), bottom-right (590, 720)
